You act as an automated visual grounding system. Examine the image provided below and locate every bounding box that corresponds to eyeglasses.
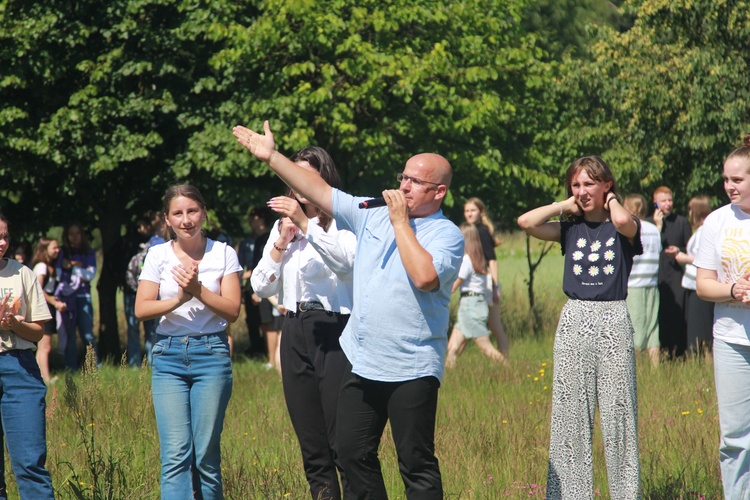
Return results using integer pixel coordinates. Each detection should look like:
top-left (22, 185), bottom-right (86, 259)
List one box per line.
top-left (397, 173), bottom-right (443, 189)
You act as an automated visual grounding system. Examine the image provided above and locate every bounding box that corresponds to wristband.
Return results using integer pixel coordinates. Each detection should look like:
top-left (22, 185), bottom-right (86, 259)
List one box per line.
top-left (731, 283), bottom-right (738, 300)
top-left (552, 201), bottom-right (563, 217)
top-left (273, 243), bottom-right (288, 253)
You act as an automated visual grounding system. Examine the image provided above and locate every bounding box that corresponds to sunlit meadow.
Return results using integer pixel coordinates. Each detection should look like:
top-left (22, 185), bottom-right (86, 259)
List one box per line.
top-left (5, 232), bottom-right (722, 498)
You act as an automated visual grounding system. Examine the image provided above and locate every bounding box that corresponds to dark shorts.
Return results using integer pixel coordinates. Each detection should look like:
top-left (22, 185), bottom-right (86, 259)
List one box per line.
top-left (258, 298), bottom-right (274, 324)
top-left (43, 304), bottom-right (57, 334)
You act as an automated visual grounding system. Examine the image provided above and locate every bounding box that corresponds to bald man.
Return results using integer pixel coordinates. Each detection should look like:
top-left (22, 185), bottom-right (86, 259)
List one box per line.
top-left (234, 122), bottom-right (463, 499)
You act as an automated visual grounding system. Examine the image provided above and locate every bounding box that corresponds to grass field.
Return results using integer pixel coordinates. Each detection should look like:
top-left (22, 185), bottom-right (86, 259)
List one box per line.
top-left (9, 232), bottom-right (723, 498)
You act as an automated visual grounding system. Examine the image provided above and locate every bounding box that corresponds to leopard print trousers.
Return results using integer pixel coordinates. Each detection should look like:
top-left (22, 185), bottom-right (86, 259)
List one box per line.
top-left (546, 299), bottom-right (641, 500)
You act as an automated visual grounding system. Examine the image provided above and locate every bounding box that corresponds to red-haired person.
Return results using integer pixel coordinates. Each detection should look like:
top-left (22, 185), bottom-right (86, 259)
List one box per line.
top-left (651, 185), bottom-right (692, 357)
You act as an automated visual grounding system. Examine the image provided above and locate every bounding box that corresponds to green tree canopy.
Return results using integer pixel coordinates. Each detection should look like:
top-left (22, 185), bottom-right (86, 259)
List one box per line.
top-left (551, 0), bottom-right (750, 208)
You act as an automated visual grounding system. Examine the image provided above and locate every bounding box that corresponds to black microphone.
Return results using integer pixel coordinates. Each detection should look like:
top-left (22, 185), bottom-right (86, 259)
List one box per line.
top-left (358, 197), bottom-right (387, 209)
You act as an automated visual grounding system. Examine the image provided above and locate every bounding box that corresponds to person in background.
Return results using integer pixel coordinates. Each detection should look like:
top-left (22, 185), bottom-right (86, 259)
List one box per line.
top-left (446, 223), bottom-right (506, 368)
top-left (124, 210), bottom-right (166, 366)
top-left (651, 185), bottom-right (692, 358)
top-left (0, 214), bottom-right (56, 498)
top-left (463, 198), bottom-right (509, 357)
top-left (235, 121), bottom-right (463, 499)
top-left (518, 156), bottom-right (641, 499)
top-left (56, 221), bottom-right (98, 371)
top-left (623, 194), bottom-right (662, 367)
top-left (32, 237), bottom-right (66, 383)
top-left (238, 207), bottom-right (275, 360)
top-left (135, 184), bottom-right (241, 498)
top-left (695, 135), bottom-right (750, 498)
top-left (12, 242), bottom-right (31, 268)
top-left (252, 146), bottom-right (356, 499)
top-left (675, 195), bottom-right (714, 359)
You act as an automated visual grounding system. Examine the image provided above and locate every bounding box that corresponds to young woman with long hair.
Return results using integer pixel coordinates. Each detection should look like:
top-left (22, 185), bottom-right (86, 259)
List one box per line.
top-left (462, 197), bottom-right (509, 357)
top-left (0, 214), bottom-right (55, 498)
top-left (252, 146), bottom-right (356, 499)
top-left (135, 184), bottom-right (242, 498)
top-left (32, 237), bottom-right (66, 383)
top-left (694, 135), bottom-right (750, 498)
top-left (518, 156), bottom-right (642, 499)
top-left (445, 223), bottom-right (505, 368)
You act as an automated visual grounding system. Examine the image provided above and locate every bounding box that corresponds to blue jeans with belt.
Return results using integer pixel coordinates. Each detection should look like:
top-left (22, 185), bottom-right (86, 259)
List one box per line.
top-left (0, 350), bottom-right (55, 499)
top-left (151, 333), bottom-right (233, 500)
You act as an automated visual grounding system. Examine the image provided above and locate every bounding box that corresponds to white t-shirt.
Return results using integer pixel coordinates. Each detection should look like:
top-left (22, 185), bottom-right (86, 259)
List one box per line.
top-left (694, 204), bottom-right (750, 346)
top-left (681, 225), bottom-right (703, 291)
top-left (457, 255), bottom-right (491, 303)
top-left (139, 239), bottom-right (242, 336)
top-left (628, 220), bottom-right (661, 288)
top-left (0, 259), bottom-right (52, 351)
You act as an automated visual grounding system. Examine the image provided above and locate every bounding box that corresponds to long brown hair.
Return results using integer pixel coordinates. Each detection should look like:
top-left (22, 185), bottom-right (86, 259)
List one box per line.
top-left (461, 223), bottom-right (487, 274)
top-left (288, 147), bottom-right (340, 232)
top-left (687, 195), bottom-right (711, 229)
top-left (32, 237), bottom-right (57, 280)
top-left (466, 197), bottom-right (500, 247)
top-left (62, 222), bottom-right (91, 254)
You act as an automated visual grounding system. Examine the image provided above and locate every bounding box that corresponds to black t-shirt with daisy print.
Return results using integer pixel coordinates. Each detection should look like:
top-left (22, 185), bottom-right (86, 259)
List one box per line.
top-left (560, 218), bottom-right (643, 301)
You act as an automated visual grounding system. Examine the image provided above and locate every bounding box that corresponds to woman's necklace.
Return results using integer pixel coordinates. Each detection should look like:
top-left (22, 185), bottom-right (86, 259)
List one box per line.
top-left (583, 219), bottom-right (608, 245)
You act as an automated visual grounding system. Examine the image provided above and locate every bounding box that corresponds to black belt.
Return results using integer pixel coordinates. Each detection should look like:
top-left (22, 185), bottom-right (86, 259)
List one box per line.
top-left (298, 301), bottom-right (325, 312)
top-left (460, 291), bottom-right (484, 298)
top-left (287, 301), bottom-right (347, 318)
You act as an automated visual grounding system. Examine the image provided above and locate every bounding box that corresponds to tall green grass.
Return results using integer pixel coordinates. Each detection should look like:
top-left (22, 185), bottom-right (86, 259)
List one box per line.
top-left (3, 233), bottom-right (721, 498)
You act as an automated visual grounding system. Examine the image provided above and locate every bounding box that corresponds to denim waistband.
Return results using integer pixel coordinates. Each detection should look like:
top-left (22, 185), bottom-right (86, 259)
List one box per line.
top-left (156, 331), bottom-right (226, 342)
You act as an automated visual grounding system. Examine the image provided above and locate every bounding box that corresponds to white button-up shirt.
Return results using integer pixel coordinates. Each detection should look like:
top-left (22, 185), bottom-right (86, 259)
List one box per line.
top-left (251, 217), bottom-right (356, 314)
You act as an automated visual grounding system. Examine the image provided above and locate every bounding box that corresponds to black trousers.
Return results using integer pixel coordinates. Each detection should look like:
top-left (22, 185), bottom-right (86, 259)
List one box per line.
top-left (335, 363), bottom-right (443, 500)
top-left (243, 290), bottom-right (265, 357)
top-left (281, 309), bottom-right (351, 500)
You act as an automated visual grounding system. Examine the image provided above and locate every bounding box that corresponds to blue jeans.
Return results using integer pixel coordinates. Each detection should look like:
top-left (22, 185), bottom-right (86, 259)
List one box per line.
top-left (151, 333), bottom-right (233, 500)
top-left (714, 338), bottom-right (750, 498)
top-left (0, 350), bottom-right (55, 499)
top-left (124, 292), bottom-right (159, 366)
top-left (64, 295), bottom-right (98, 370)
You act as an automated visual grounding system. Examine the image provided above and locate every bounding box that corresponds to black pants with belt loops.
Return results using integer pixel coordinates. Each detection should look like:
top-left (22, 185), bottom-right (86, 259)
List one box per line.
top-left (281, 308), bottom-right (352, 499)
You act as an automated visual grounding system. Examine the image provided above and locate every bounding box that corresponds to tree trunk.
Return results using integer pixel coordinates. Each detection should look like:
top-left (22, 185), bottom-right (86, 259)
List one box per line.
top-left (96, 194), bottom-right (125, 364)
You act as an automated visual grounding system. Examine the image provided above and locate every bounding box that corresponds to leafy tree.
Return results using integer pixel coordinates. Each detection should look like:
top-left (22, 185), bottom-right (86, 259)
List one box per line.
top-left (0, 0), bottom-right (269, 359)
top-left (550, 0), bottom-right (750, 208)
top-left (199, 0), bottom-right (563, 228)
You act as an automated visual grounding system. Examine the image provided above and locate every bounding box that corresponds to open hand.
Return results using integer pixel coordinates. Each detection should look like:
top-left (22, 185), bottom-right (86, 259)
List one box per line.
top-left (233, 121), bottom-right (276, 162)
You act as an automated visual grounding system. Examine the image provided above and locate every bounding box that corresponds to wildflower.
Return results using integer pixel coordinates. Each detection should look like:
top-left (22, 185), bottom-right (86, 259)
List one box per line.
top-left (533, 377), bottom-right (539, 381)
top-left (541, 362), bottom-right (547, 367)
top-left (681, 411), bottom-right (690, 416)
top-left (697, 408), bottom-right (703, 415)
top-left (502, 419), bottom-right (508, 424)
top-left (543, 386), bottom-right (548, 390)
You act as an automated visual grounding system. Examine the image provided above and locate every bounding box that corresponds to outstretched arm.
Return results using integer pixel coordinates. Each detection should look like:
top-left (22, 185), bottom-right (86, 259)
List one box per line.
top-left (233, 121), bottom-right (333, 215)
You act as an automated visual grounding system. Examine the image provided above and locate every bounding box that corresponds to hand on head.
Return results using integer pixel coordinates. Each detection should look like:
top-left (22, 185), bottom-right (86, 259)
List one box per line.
top-left (233, 121), bottom-right (276, 162)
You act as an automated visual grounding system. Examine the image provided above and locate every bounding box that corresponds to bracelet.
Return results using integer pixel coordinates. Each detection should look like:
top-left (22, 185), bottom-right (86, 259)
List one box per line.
top-left (731, 283), bottom-right (738, 300)
top-left (552, 201), bottom-right (563, 217)
top-left (273, 243), bottom-right (288, 253)
top-left (605, 195), bottom-right (615, 211)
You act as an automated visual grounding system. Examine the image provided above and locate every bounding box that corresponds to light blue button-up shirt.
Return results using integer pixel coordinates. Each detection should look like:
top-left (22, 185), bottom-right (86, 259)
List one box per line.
top-left (333, 189), bottom-right (464, 383)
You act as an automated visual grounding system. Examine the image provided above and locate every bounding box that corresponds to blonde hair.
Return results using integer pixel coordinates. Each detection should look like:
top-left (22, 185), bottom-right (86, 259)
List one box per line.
top-left (465, 197), bottom-right (500, 247)
top-left (461, 223), bottom-right (487, 274)
top-left (623, 194), bottom-right (647, 220)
